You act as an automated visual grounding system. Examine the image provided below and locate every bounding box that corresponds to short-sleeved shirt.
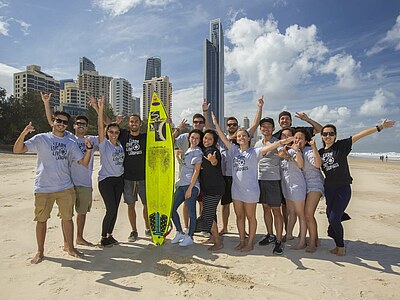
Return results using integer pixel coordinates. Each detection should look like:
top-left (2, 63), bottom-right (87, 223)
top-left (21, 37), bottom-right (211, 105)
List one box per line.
top-left (280, 148), bottom-right (306, 201)
top-left (98, 139), bottom-right (125, 182)
top-left (175, 133), bottom-right (189, 152)
top-left (254, 136), bottom-right (282, 181)
top-left (25, 132), bottom-right (84, 193)
top-left (302, 146), bottom-right (324, 194)
top-left (70, 135), bottom-right (99, 188)
top-left (119, 129), bottom-right (146, 181)
top-left (176, 146), bottom-right (203, 190)
top-left (200, 146), bottom-right (225, 195)
top-left (319, 137), bottom-right (353, 188)
top-left (218, 134), bottom-right (234, 176)
top-left (273, 126), bottom-right (314, 139)
top-left (229, 144), bottom-right (263, 203)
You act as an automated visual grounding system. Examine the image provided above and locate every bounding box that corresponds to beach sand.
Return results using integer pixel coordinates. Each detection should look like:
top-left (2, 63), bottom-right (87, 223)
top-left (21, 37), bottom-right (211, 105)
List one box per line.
top-left (0, 153), bottom-right (399, 299)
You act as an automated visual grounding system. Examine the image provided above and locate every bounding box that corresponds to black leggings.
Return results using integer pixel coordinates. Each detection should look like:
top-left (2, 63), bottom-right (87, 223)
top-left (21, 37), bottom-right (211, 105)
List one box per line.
top-left (201, 194), bottom-right (222, 232)
top-left (98, 176), bottom-right (123, 237)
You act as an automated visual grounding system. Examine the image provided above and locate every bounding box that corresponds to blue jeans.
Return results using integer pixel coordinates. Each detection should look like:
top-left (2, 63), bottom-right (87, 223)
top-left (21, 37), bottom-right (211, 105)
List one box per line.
top-left (172, 185), bottom-right (199, 237)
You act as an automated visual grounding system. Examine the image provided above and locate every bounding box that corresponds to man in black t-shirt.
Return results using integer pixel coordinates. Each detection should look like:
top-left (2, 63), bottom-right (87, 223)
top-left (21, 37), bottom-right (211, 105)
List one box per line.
top-left (118, 114), bottom-right (150, 242)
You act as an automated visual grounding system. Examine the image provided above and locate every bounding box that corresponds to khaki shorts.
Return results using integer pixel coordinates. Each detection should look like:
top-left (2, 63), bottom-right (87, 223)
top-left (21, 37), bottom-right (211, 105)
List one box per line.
top-left (34, 187), bottom-right (76, 222)
top-left (74, 186), bottom-right (93, 214)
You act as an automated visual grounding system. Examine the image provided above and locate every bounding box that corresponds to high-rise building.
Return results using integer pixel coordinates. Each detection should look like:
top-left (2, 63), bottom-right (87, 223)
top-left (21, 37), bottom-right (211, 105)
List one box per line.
top-left (145, 57), bottom-right (161, 80)
top-left (78, 70), bottom-right (113, 105)
top-left (132, 96), bottom-right (140, 115)
top-left (110, 78), bottom-right (133, 116)
top-left (13, 65), bottom-right (60, 107)
top-left (243, 117), bottom-right (250, 129)
top-left (204, 18), bottom-right (224, 126)
top-left (80, 57), bottom-right (96, 74)
top-left (58, 81), bottom-right (88, 117)
top-left (142, 76), bottom-right (172, 119)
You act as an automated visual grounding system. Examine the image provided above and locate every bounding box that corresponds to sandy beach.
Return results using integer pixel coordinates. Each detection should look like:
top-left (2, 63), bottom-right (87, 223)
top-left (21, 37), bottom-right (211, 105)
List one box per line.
top-left (0, 153), bottom-right (399, 299)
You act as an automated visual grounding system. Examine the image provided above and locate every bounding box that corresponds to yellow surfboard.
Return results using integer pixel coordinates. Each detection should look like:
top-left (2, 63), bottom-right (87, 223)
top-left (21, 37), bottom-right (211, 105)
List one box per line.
top-left (145, 92), bottom-right (175, 245)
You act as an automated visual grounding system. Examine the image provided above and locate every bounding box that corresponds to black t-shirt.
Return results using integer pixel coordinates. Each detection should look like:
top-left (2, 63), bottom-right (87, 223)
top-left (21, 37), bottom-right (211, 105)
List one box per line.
top-left (119, 129), bottom-right (146, 181)
top-left (272, 126), bottom-right (315, 139)
top-left (318, 137), bottom-right (353, 188)
top-left (200, 146), bottom-right (225, 195)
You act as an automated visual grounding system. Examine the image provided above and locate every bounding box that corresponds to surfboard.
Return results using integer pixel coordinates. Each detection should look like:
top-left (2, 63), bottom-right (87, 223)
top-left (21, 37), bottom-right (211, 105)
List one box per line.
top-left (145, 92), bottom-right (175, 245)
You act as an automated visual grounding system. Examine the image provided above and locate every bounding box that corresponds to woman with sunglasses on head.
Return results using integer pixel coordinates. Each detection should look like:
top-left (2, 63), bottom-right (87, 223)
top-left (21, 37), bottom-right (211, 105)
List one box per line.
top-left (212, 112), bottom-right (294, 252)
top-left (319, 119), bottom-right (395, 256)
top-left (96, 97), bottom-right (125, 248)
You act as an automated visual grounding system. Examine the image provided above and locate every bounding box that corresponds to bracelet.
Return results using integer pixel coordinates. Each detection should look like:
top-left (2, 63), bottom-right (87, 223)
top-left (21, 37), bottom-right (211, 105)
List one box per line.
top-left (376, 125), bottom-right (381, 132)
top-left (86, 145), bottom-right (93, 150)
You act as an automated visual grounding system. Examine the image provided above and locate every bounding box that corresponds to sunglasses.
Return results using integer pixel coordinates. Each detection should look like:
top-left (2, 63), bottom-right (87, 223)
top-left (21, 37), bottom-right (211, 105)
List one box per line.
top-left (227, 123), bottom-right (238, 127)
top-left (55, 118), bottom-right (69, 125)
top-left (107, 130), bottom-right (120, 135)
top-left (322, 132), bottom-right (336, 137)
top-left (75, 121), bottom-right (87, 127)
top-left (193, 121), bottom-right (205, 125)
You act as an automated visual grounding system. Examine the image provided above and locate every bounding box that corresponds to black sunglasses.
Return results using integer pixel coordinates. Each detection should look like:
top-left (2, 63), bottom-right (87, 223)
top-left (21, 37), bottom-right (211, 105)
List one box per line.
top-left (227, 123), bottom-right (238, 127)
top-left (75, 121), bottom-right (87, 127)
top-left (193, 121), bottom-right (205, 124)
top-left (55, 118), bottom-right (69, 125)
top-left (321, 132), bottom-right (336, 137)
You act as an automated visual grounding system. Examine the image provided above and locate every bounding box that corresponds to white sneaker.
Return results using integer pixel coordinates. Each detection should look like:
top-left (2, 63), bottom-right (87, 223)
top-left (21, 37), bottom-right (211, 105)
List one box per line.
top-left (179, 235), bottom-right (194, 247)
top-left (171, 232), bottom-right (185, 244)
top-left (200, 231), bottom-right (211, 238)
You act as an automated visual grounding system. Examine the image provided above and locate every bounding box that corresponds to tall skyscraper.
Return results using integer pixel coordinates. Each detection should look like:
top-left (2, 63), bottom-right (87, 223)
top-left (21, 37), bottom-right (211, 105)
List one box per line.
top-left (110, 78), bottom-right (133, 116)
top-left (204, 18), bottom-right (224, 126)
top-left (132, 96), bottom-right (140, 115)
top-left (80, 57), bottom-right (96, 74)
top-left (243, 116), bottom-right (250, 129)
top-left (145, 57), bottom-right (161, 80)
top-left (142, 76), bottom-right (172, 119)
top-left (13, 65), bottom-right (60, 107)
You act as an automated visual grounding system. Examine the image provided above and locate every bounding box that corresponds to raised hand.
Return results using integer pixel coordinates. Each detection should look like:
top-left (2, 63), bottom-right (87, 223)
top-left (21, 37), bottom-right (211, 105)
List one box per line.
top-left (202, 98), bottom-right (211, 112)
top-left (309, 139), bottom-right (317, 149)
top-left (178, 118), bottom-right (187, 130)
top-left (115, 115), bottom-right (124, 124)
top-left (204, 151), bottom-right (217, 165)
top-left (295, 112), bottom-right (309, 122)
top-left (23, 122), bottom-right (35, 135)
top-left (40, 92), bottom-right (52, 103)
top-left (257, 96), bottom-right (264, 107)
top-left (85, 137), bottom-right (93, 149)
top-left (381, 119), bottom-right (396, 129)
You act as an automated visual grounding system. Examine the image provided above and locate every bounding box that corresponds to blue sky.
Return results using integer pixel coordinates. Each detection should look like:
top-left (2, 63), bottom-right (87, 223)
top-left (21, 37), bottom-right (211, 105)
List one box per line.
top-left (1, 0), bottom-right (399, 152)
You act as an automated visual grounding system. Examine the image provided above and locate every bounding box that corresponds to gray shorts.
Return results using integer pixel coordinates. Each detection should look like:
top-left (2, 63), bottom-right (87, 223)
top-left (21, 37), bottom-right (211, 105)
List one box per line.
top-left (259, 180), bottom-right (282, 207)
top-left (123, 179), bottom-right (146, 205)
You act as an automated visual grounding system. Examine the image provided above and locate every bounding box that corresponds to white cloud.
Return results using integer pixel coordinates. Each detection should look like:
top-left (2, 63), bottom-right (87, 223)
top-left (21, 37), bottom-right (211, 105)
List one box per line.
top-left (0, 62), bottom-right (21, 95)
top-left (171, 84), bottom-right (203, 124)
top-left (92, 0), bottom-right (174, 16)
top-left (0, 1), bottom-right (8, 9)
top-left (367, 15), bottom-right (400, 56)
top-left (308, 104), bottom-right (351, 126)
top-left (14, 19), bottom-right (30, 35)
top-left (319, 54), bottom-right (361, 89)
top-left (0, 17), bottom-right (9, 36)
top-left (359, 88), bottom-right (399, 116)
top-left (225, 16), bottom-right (361, 101)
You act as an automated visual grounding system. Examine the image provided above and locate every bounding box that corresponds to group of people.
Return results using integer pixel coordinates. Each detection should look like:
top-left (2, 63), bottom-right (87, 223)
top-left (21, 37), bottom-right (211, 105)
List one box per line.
top-left (13, 93), bottom-right (395, 264)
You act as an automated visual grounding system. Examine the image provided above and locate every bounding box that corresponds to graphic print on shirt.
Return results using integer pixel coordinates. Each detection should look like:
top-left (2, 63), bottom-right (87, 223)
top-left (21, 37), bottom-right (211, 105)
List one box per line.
top-left (233, 153), bottom-right (248, 172)
top-left (321, 151), bottom-right (339, 171)
top-left (51, 142), bottom-right (68, 160)
top-left (113, 147), bottom-right (125, 165)
top-left (126, 138), bottom-right (142, 156)
top-left (77, 141), bottom-right (86, 154)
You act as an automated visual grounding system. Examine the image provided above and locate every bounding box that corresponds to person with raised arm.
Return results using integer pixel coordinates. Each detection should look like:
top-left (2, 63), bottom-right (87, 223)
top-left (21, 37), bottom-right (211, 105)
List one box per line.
top-left (212, 109), bottom-right (294, 252)
top-left (13, 105), bottom-right (92, 264)
top-left (95, 97), bottom-right (125, 248)
top-left (319, 119), bottom-right (395, 256)
top-left (41, 92), bottom-right (99, 247)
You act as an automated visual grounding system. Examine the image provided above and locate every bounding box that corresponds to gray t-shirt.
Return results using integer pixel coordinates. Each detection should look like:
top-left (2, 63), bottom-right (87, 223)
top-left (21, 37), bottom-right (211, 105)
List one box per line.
top-left (255, 136), bottom-right (281, 181)
top-left (218, 134), bottom-right (233, 176)
top-left (175, 133), bottom-right (189, 152)
top-left (176, 146), bottom-right (203, 190)
top-left (98, 139), bottom-right (125, 182)
top-left (70, 135), bottom-right (99, 188)
top-left (25, 132), bottom-right (83, 193)
top-left (229, 144), bottom-right (263, 203)
top-left (280, 148), bottom-right (306, 201)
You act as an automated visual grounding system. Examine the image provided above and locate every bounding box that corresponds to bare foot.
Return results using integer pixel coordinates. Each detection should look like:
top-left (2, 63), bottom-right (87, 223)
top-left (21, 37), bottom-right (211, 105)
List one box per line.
top-left (68, 248), bottom-right (84, 258)
top-left (208, 243), bottom-right (224, 251)
top-left (234, 241), bottom-right (246, 251)
top-left (305, 245), bottom-right (317, 253)
top-left (292, 243), bottom-right (306, 250)
top-left (336, 247), bottom-right (346, 256)
top-left (240, 244), bottom-right (254, 252)
top-left (76, 238), bottom-right (94, 246)
top-left (282, 235), bottom-right (294, 242)
top-left (329, 247), bottom-right (338, 254)
top-left (202, 237), bottom-right (215, 244)
top-left (30, 252), bottom-right (44, 264)
top-left (219, 230), bottom-right (228, 236)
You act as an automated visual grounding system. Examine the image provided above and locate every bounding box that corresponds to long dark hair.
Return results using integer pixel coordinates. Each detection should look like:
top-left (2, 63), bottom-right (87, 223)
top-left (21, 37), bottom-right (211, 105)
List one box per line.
top-left (203, 129), bottom-right (218, 148)
top-left (188, 129), bottom-right (204, 148)
top-left (105, 122), bottom-right (121, 140)
top-left (321, 124), bottom-right (337, 147)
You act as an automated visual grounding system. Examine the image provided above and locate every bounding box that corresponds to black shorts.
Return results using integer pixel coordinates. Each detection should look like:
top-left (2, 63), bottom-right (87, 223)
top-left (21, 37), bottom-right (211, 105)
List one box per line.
top-left (259, 180), bottom-right (282, 207)
top-left (221, 176), bottom-right (233, 205)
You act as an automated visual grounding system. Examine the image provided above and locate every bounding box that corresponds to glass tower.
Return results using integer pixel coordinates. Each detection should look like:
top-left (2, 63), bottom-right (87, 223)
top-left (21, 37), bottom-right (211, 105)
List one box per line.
top-left (145, 57), bottom-right (161, 80)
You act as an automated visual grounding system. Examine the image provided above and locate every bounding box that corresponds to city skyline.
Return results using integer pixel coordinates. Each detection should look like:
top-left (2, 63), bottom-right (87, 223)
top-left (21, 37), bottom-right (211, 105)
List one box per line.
top-left (1, 0), bottom-right (400, 152)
